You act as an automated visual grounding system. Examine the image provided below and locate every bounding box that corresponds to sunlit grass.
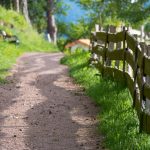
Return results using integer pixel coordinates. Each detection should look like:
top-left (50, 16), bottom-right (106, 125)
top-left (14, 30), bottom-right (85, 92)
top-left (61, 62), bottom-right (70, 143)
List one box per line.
top-left (61, 50), bottom-right (150, 150)
top-left (0, 6), bottom-right (58, 82)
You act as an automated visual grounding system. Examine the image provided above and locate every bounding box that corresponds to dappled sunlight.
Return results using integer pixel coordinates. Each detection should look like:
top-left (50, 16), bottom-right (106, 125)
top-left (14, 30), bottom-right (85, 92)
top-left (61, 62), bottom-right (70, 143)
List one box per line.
top-left (1, 0), bottom-right (150, 148)
top-left (22, 57), bottom-right (45, 73)
top-left (0, 71), bottom-right (47, 149)
top-left (69, 106), bottom-right (100, 149)
top-left (39, 68), bottom-right (65, 75)
top-left (53, 71), bottom-right (101, 149)
top-left (75, 127), bottom-right (100, 148)
top-left (0, 53), bottom-right (101, 149)
top-left (21, 53), bottom-right (66, 75)
top-left (70, 107), bottom-right (98, 126)
top-left (53, 75), bottom-right (80, 91)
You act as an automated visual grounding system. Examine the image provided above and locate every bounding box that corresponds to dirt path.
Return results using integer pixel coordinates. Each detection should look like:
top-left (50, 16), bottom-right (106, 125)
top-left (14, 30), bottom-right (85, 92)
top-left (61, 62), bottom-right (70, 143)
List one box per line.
top-left (0, 53), bottom-right (103, 150)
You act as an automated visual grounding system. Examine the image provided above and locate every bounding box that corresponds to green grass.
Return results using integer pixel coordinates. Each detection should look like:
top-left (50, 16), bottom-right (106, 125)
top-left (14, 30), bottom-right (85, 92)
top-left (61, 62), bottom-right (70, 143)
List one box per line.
top-left (61, 50), bottom-right (150, 150)
top-left (0, 6), bottom-right (58, 82)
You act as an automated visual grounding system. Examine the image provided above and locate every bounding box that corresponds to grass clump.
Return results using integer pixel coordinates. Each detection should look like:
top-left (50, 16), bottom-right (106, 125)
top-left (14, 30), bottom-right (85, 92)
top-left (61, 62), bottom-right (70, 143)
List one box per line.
top-left (61, 50), bottom-right (150, 150)
top-left (0, 6), bottom-right (58, 81)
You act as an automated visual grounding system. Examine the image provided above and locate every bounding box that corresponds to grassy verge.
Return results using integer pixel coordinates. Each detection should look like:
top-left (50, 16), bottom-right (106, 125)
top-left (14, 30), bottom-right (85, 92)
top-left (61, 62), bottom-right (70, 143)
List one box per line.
top-left (0, 6), bottom-right (58, 82)
top-left (61, 51), bottom-right (150, 150)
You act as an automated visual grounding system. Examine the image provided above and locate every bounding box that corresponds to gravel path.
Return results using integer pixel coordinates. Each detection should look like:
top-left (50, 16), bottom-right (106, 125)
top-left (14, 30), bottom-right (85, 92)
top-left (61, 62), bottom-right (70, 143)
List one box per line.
top-left (0, 53), bottom-right (103, 150)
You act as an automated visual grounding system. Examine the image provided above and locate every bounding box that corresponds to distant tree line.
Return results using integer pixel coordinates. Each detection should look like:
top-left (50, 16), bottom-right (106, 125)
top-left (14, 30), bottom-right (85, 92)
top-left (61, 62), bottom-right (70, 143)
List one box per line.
top-left (1, 0), bottom-right (150, 48)
top-left (73, 0), bottom-right (150, 28)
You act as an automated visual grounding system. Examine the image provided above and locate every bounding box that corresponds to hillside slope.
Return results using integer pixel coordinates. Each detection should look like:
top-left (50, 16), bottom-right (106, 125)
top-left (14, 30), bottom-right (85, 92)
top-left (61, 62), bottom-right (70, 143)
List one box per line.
top-left (0, 6), bottom-right (58, 81)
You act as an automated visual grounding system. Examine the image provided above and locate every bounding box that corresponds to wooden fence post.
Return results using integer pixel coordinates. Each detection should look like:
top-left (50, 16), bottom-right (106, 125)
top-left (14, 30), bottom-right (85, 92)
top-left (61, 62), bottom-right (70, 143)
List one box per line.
top-left (123, 26), bottom-right (126, 74)
top-left (140, 25), bottom-right (145, 42)
top-left (90, 24), bottom-right (150, 134)
top-left (95, 24), bottom-right (101, 32)
top-left (106, 25), bottom-right (116, 66)
top-left (139, 42), bottom-right (146, 133)
top-left (115, 27), bottom-right (122, 69)
top-left (133, 42), bottom-right (139, 108)
top-left (93, 24), bottom-right (101, 61)
top-left (145, 45), bottom-right (150, 115)
top-left (127, 27), bottom-right (134, 77)
top-left (101, 26), bottom-right (109, 76)
top-left (128, 62), bottom-right (133, 77)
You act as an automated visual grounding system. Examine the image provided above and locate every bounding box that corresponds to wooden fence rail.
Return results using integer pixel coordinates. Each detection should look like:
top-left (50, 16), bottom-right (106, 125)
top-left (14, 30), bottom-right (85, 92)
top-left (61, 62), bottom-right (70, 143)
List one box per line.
top-left (90, 25), bottom-right (150, 134)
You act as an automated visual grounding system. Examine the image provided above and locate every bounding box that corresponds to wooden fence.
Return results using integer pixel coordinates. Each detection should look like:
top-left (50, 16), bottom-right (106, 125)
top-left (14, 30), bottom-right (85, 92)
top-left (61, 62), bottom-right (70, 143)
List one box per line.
top-left (90, 25), bottom-right (150, 134)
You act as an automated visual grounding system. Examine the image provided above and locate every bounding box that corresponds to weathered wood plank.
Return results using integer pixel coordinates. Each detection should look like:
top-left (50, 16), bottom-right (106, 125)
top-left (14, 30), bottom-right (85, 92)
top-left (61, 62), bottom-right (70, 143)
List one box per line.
top-left (92, 45), bottom-right (105, 57)
top-left (147, 114), bottom-right (150, 133)
top-left (144, 56), bottom-right (150, 76)
top-left (125, 51), bottom-right (134, 70)
top-left (115, 41), bottom-right (122, 69)
top-left (106, 49), bottom-right (124, 60)
top-left (142, 113), bottom-right (150, 133)
top-left (96, 31), bottom-right (107, 42)
top-left (108, 31), bottom-right (125, 43)
top-left (137, 49), bottom-right (144, 69)
top-left (137, 71), bottom-right (142, 90)
top-left (126, 32), bottom-right (137, 52)
top-left (125, 72), bottom-right (134, 98)
top-left (145, 45), bottom-right (150, 121)
top-left (144, 84), bottom-right (150, 100)
top-left (143, 113), bottom-right (147, 131)
top-left (91, 26), bottom-right (150, 134)
top-left (135, 92), bottom-right (141, 118)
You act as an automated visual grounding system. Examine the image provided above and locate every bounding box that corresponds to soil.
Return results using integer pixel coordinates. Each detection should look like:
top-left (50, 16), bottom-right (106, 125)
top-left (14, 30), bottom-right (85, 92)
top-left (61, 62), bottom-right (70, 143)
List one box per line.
top-left (0, 53), bottom-right (103, 150)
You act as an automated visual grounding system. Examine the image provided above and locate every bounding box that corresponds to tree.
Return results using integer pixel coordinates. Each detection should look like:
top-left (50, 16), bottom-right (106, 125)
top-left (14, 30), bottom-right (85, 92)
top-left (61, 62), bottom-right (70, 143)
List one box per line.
top-left (73, 0), bottom-right (150, 28)
top-left (13, 0), bottom-right (20, 12)
top-left (21, 0), bottom-right (31, 24)
top-left (28, 0), bottom-right (68, 43)
top-left (46, 0), bottom-right (69, 44)
top-left (0, 0), bottom-right (12, 9)
top-left (47, 0), bottom-right (57, 44)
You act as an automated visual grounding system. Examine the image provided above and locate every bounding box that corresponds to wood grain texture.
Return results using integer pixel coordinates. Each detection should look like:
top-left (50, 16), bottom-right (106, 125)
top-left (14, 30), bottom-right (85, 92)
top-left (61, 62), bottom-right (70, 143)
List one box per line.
top-left (90, 27), bottom-right (150, 134)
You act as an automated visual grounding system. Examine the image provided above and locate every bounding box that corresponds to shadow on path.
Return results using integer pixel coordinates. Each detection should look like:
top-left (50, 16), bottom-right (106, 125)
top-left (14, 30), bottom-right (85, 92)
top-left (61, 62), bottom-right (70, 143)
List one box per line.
top-left (0, 53), bottom-right (103, 150)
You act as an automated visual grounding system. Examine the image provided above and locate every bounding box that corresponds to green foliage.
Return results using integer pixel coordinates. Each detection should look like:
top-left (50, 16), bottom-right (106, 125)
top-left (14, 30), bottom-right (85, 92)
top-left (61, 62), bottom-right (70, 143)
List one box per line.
top-left (0, 0), bottom-right (13, 9)
top-left (57, 37), bottom-right (67, 51)
top-left (0, 6), bottom-right (28, 29)
top-left (67, 19), bottom-right (91, 40)
top-left (144, 22), bottom-right (150, 32)
top-left (0, 42), bottom-right (22, 80)
top-left (28, 0), bottom-right (69, 33)
top-left (61, 51), bottom-right (150, 150)
top-left (0, 6), bottom-right (58, 82)
top-left (28, 0), bottom-right (47, 32)
top-left (74, 0), bottom-right (150, 27)
top-left (57, 17), bottom-right (92, 50)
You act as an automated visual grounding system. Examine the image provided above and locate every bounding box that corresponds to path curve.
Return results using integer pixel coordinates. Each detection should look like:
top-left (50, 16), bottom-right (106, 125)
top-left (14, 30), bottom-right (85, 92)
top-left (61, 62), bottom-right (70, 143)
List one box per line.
top-left (0, 53), bottom-right (103, 150)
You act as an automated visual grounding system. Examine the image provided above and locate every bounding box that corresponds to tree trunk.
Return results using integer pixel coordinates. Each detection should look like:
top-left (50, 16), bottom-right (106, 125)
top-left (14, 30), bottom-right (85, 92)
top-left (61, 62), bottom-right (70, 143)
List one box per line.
top-left (21, 0), bottom-right (31, 24)
top-left (13, 0), bottom-right (20, 12)
top-left (0, 0), bottom-right (11, 9)
top-left (47, 0), bottom-right (57, 44)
